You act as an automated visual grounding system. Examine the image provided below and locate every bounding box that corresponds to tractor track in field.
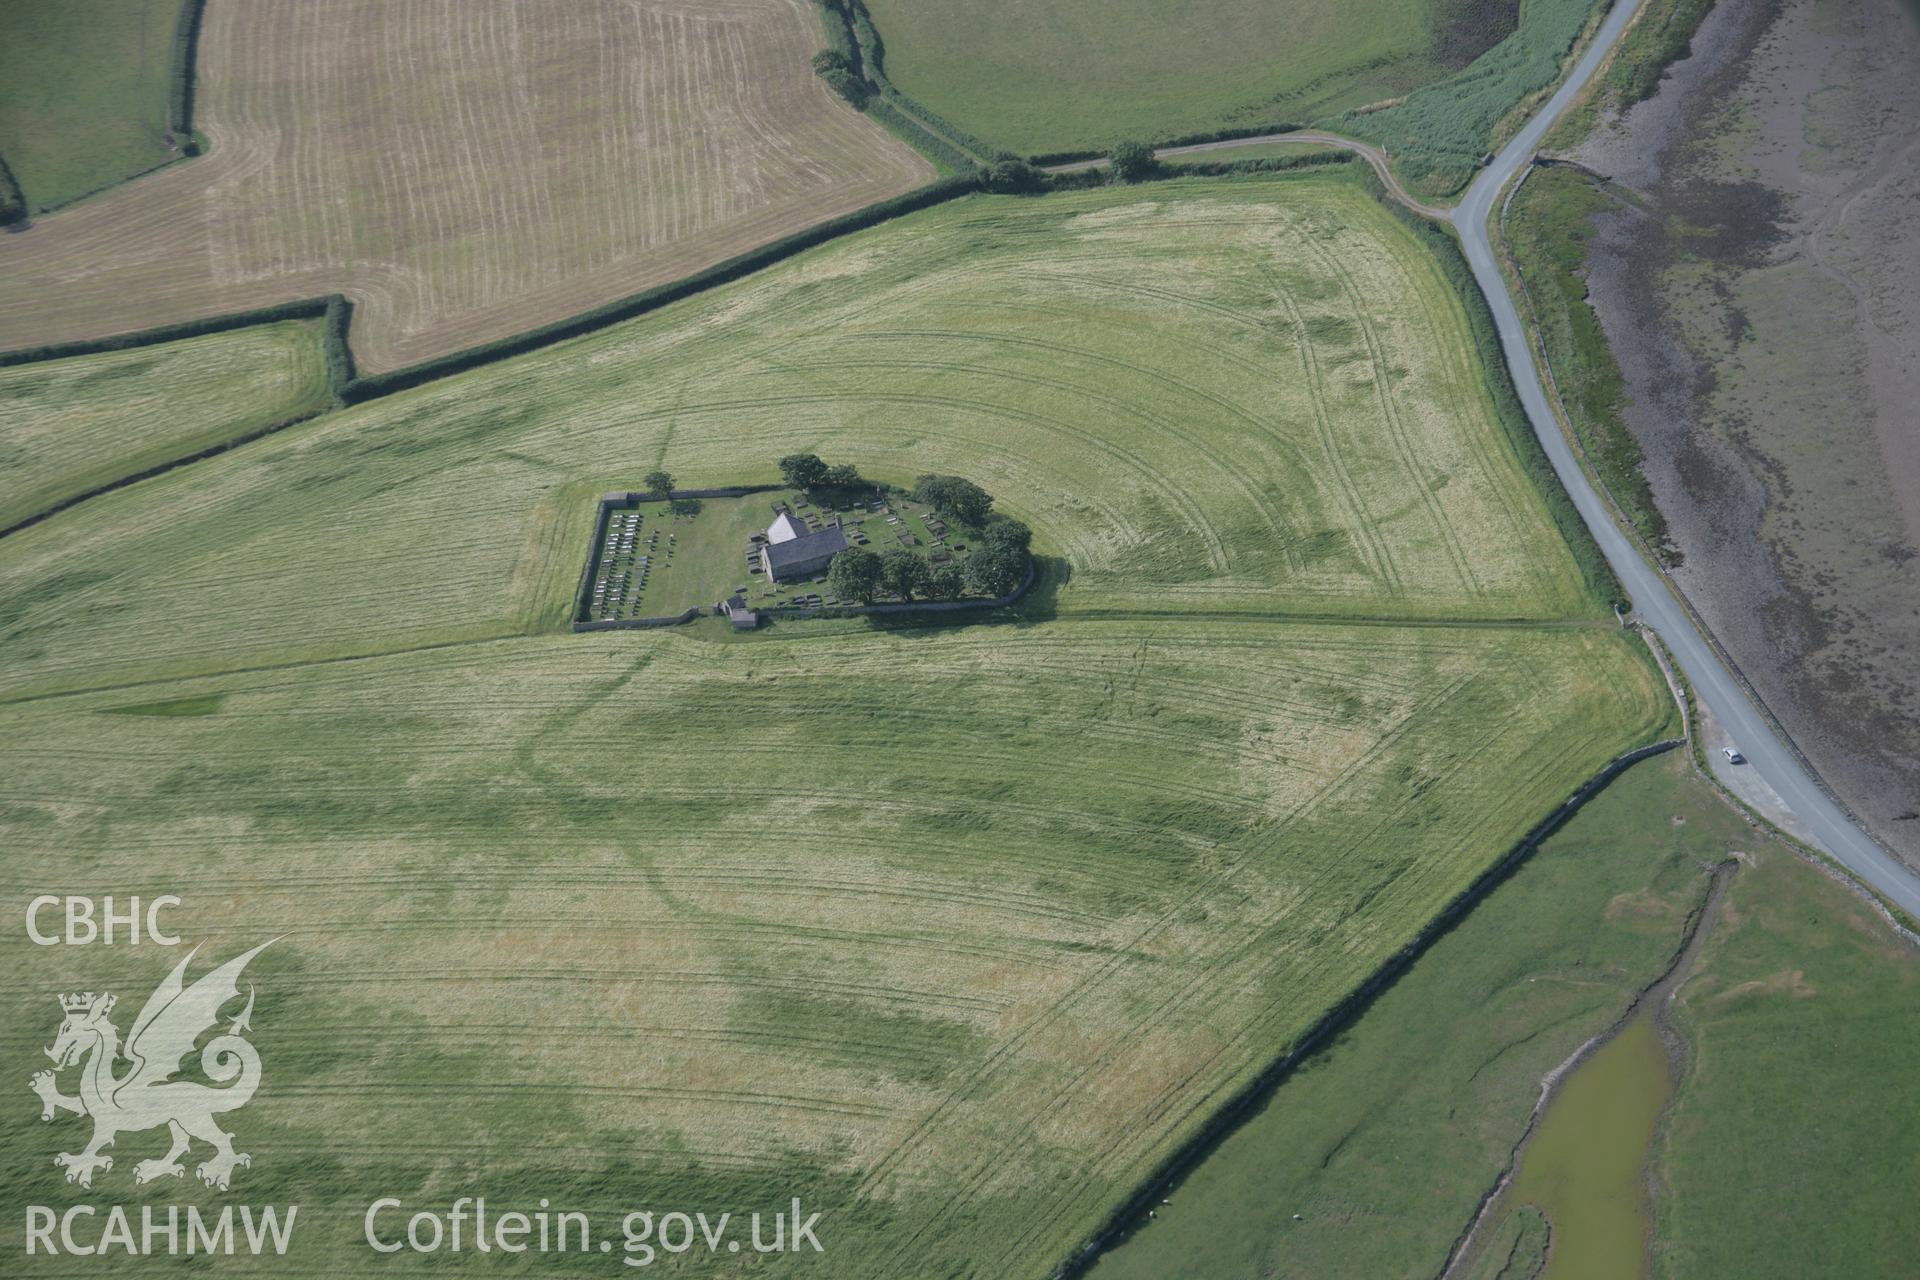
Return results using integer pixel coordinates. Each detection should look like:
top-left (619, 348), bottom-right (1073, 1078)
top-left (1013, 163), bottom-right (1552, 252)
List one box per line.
top-left (1043, 0), bottom-right (1920, 918)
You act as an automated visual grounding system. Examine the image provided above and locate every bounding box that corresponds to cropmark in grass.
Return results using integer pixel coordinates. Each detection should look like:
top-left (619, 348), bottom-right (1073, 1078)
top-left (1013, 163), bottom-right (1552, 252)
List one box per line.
top-left (0, 618), bottom-right (1673, 1277)
top-left (0, 172), bottom-right (1605, 701)
top-left (0, 319), bottom-right (331, 534)
top-left (1088, 751), bottom-right (1738, 1280)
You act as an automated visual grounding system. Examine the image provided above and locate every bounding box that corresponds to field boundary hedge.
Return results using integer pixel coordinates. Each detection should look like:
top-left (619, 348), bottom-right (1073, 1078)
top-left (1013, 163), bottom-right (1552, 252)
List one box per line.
top-left (810, 0), bottom-right (859, 65)
top-left (814, 0), bottom-right (983, 169)
top-left (1036, 151), bottom-right (1359, 197)
top-left (0, 405), bottom-right (333, 543)
top-left (831, 0), bottom-right (998, 167)
top-left (1142, 150), bottom-right (1356, 181)
top-left (0, 166), bottom-right (976, 400)
top-left (0, 294), bottom-right (356, 543)
top-left (169, 0), bottom-right (211, 151)
top-left (0, 294), bottom-right (350, 387)
top-left (341, 175), bottom-right (979, 400)
top-left (1029, 121), bottom-right (1308, 168)
top-left (0, 153), bottom-right (26, 226)
top-left (1059, 734), bottom-right (1683, 1278)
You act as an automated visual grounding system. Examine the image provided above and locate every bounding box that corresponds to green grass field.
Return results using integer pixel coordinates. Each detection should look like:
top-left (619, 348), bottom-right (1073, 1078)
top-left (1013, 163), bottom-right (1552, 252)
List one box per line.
top-left (0, 321), bottom-right (330, 533)
top-left (861, 0), bottom-right (1520, 155)
top-left (587, 496), bottom-right (777, 622)
top-left (0, 172), bottom-right (1601, 701)
top-left (1654, 835), bottom-right (1920, 1277)
top-left (0, 170), bottom-right (1676, 1277)
top-left (1160, 140), bottom-right (1350, 169)
top-left (0, 0), bottom-right (188, 211)
top-left (1500, 165), bottom-right (1672, 561)
top-left (1341, 0), bottom-right (1606, 197)
top-left (1087, 751), bottom-right (1734, 1280)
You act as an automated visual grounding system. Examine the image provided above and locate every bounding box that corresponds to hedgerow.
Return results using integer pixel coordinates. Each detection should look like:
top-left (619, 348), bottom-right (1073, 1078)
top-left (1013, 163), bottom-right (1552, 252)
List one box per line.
top-left (169, 0), bottom-right (210, 152)
top-left (0, 293), bottom-right (357, 408)
top-left (0, 297), bottom-right (333, 367)
top-left (0, 153), bottom-right (26, 226)
top-left (1028, 121), bottom-right (1309, 168)
top-left (863, 98), bottom-right (978, 173)
top-left (1, 169), bottom-right (980, 404)
top-left (341, 177), bottom-right (981, 400)
top-left (806, 0), bottom-right (986, 171)
top-left (840, 0), bottom-right (999, 164)
top-left (1033, 148), bottom-right (1353, 193)
top-left (320, 294), bottom-right (356, 394)
top-left (1151, 151), bottom-right (1356, 180)
top-left (809, 0), bottom-right (860, 66)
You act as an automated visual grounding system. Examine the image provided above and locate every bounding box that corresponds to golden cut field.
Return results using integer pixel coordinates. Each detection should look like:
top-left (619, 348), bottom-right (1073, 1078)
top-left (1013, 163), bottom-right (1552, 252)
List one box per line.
top-left (0, 0), bottom-right (931, 373)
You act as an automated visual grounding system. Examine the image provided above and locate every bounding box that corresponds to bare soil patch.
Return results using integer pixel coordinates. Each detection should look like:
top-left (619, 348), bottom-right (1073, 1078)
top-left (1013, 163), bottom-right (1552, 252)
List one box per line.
top-left (0, 0), bottom-right (931, 373)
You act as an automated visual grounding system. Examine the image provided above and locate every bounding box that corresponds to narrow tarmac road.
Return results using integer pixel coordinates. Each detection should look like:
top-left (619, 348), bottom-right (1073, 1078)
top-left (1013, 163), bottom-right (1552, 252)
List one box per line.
top-left (1450, 0), bottom-right (1920, 919)
top-left (1047, 0), bottom-right (1920, 918)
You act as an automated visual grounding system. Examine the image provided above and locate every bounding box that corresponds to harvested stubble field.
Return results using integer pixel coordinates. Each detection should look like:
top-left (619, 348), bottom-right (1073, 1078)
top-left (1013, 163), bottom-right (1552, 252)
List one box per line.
top-left (0, 172), bottom-right (1673, 1276)
top-left (0, 320), bottom-right (330, 532)
top-left (0, 621), bottom-right (1672, 1276)
top-left (0, 173), bottom-right (1598, 701)
top-left (0, 0), bottom-right (931, 373)
top-left (860, 0), bottom-right (1527, 155)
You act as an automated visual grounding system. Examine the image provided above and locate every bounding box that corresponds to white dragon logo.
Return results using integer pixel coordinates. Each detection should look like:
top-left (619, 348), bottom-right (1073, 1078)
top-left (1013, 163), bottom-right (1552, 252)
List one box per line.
top-left (30, 941), bottom-right (274, 1191)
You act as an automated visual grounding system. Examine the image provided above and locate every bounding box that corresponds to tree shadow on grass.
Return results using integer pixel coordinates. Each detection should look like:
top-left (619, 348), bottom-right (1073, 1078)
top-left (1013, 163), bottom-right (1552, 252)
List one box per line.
top-left (847, 555), bottom-right (1071, 645)
top-left (715, 556), bottom-right (1070, 646)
